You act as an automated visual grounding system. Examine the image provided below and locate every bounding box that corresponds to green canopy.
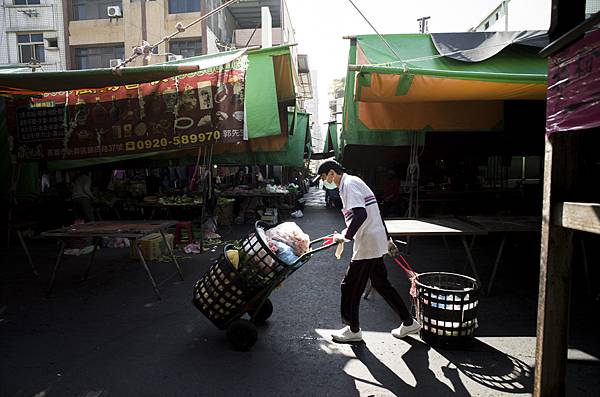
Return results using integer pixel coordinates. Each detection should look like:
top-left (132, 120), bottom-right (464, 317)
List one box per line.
top-left (352, 33), bottom-right (547, 85)
top-left (212, 112), bottom-right (311, 167)
top-left (342, 32), bottom-right (548, 154)
top-left (342, 37), bottom-right (425, 151)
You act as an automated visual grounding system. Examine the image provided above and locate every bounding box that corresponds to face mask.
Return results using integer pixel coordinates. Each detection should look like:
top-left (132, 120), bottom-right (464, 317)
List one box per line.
top-left (323, 181), bottom-right (337, 190)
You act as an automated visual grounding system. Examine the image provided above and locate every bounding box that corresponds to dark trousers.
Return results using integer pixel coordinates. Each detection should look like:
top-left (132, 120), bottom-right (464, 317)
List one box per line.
top-left (341, 256), bottom-right (411, 330)
top-left (72, 197), bottom-right (95, 222)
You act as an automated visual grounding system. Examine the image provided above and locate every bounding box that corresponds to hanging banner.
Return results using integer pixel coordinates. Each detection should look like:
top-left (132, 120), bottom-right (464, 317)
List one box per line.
top-left (546, 29), bottom-right (600, 134)
top-left (11, 56), bottom-right (247, 160)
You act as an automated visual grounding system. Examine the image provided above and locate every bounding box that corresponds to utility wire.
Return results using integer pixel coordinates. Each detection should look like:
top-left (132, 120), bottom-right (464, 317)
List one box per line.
top-left (346, 0), bottom-right (406, 67)
top-left (113, 0), bottom-right (240, 72)
top-left (244, 23), bottom-right (261, 48)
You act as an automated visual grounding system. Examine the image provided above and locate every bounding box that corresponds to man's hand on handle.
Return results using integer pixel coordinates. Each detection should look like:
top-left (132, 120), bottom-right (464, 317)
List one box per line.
top-left (333, 233), bottom-right (349, 243)
top-left (388, 238), bottom-right (400, 257)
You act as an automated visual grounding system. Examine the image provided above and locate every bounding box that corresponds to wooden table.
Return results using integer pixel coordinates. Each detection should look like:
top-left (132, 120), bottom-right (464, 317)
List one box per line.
top-left (220, 191), bottom-right (296, 207)
top-left (460, 216), bottom-right (542, 294)
top-left (137, 202), bottom-right (204, 220)
top-left (7, 220), bottom-right (38, 277)
top-left (42, 220), bottom-right (183, 300)
top-left (384, 218), bottom-right (488, 287)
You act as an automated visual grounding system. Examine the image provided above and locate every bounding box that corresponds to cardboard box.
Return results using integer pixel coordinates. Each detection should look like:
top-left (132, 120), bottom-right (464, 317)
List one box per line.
top-left (130, 232), bottom-right (174, 261)
top-left (260, 208), bottom-right (278, 225)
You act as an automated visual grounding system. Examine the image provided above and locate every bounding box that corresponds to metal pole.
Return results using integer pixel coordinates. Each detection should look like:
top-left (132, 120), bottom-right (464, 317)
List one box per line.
top-left (141, 0), bottom-right (148, 65)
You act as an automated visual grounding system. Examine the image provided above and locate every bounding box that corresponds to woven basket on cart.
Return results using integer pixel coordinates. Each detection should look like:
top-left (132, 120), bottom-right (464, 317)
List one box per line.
top-left (235, 227), bottom-right (291, 290)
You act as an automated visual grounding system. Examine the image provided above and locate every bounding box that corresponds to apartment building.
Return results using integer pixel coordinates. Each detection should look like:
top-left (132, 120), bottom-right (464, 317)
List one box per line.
top-left (471, 0), bottom-right (599, 32)
top-left (64, 0), bottom-right (296, 69)
top-left (470, 0), bottom-right (554, 32)
top-left (66, 0), bottom-right (205, 69)
top-left (0, 0), bottom-right (68, 71)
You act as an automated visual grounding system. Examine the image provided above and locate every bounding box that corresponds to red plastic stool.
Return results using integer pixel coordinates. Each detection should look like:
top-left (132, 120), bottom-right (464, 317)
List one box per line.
top-left (174, 221), bottom-right (194, 246)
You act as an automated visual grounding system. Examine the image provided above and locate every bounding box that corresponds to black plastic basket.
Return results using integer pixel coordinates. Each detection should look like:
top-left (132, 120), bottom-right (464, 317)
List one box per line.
top-left (415, 272), bottom-right (480, 348)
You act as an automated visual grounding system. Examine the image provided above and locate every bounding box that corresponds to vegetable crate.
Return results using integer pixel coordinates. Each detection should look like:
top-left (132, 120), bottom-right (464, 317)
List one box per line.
top-left (192, 221), bottom-right (333, 351)
top-left (129, 233), bottom-right (174, 261)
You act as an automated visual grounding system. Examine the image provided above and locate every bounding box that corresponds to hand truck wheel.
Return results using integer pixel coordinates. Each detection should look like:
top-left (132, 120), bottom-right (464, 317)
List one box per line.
top-left (248, 298), bottom-right (273, 323)
top-left (227, 319), bottom-right (258, 351)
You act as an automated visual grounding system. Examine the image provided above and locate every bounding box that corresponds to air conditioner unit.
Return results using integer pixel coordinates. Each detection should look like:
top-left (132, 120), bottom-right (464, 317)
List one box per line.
top-left (168, 54), bottom-right (184, 62)
top-left (109, 58), bottom-right (122, 68)
top-left (107, 6), bottom-right (122, 18)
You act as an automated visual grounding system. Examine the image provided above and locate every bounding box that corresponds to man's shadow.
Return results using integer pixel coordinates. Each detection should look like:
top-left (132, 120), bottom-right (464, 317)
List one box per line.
top-left (433, 338), bottom-right (533, 394)
top-left (349, 337), bottom-right (470, 396)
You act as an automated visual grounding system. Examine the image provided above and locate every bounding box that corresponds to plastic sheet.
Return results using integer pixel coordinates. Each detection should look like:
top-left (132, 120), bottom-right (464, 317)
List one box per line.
top-left (546, 29), bottom-right (600, 134)
top-left (274, 241), bottom-right (300, 266)
top-left (265, 222), bottom-right (310, 256)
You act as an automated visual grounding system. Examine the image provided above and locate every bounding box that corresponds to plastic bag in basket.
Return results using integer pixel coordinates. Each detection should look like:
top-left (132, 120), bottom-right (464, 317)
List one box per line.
top-left (274, 241), bottom-right (300, 266)
top-left (265, 222), bottom-right (310, 256)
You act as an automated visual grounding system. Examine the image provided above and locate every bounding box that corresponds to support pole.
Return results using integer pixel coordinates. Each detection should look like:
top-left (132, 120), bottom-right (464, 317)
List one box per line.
top-left (534, 132), bottom-right (578, 397)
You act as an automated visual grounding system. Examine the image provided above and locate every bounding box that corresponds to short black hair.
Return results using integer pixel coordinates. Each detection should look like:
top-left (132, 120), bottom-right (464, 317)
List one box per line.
top-left (317, 160), bottom-right (345, 176)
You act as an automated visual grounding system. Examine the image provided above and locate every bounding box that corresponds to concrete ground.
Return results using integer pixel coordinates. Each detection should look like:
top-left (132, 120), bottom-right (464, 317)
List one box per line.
top-left (1, 189), bottom-right (599, 397)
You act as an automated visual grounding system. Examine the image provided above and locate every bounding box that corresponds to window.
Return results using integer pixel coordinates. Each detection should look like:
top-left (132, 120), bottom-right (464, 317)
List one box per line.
top-left (47, 38), bottom-right (58, 48)
top-left (495, 12), bottom-right (499, 21)
top-left (17, 33), bottom-right (45, 63)
top-left (72, 0), bottom-right (122, 21)
top-left (73, 45), bottom-right (124, 69)
top-left (168, 0), bottom-right (200, 14)
top-left (170, 39), bottom-right (202, 58)
top-left (484, 21), bottom-right (490, 29)
top-left (14, 0), bottom-right (41, 5)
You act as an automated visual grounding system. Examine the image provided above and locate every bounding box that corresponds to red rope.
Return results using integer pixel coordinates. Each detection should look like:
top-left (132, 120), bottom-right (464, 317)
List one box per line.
top-left (391, 254), bottom-right (418, 298)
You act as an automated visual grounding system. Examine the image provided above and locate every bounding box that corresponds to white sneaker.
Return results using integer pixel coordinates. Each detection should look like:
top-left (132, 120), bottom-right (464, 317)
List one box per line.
top-left (331, 326), bottom-right (363, 343)
top-left (391, 319), bottom-right (422, 339)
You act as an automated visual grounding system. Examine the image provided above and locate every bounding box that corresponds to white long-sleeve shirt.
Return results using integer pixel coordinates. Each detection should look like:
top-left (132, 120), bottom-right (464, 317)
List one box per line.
top-left (339, 174), bottom-right (388, 260)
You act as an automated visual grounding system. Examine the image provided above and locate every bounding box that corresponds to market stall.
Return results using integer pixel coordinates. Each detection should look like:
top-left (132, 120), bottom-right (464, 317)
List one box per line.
top-left (340, 31), bottom-right (549, 219)
top-left (0, 44), bottom-right (307, 284)
top-left (0, 46), bottom-right (295, 232)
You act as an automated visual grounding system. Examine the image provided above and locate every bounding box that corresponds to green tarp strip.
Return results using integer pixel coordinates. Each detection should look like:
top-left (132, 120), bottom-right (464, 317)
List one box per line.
top-left (244, 50), bottom-right (282, 139)
top-left (352, 65), bottom-right (547, 84)
top-left (342, 128), bottom-right (425, 147)
top-left (323, 122), bottom-right (340, 159)
top-left (396, 74), bottom-right (414, 96)
top-left (245, 45), bottom-right (294, 57)
top-left (212, 112), bottom-right (310, 167)
top-left (0, 49), bottom-right (247, 92)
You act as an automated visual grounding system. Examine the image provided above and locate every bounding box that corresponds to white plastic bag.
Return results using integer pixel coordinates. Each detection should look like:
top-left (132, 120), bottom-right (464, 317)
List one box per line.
top-left (265, 222), bottom-right (310, 256)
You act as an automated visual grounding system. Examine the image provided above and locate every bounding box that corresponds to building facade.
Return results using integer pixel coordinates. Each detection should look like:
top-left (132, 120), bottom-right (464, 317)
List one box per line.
top-left (0, 0), bottom-right (68, 71)
top-left (62, 0), bottom-right (296, 70)
top-left (66, 0), bottom-right (205, 69)
top-left (470, 0), bottom-right (551, 32)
